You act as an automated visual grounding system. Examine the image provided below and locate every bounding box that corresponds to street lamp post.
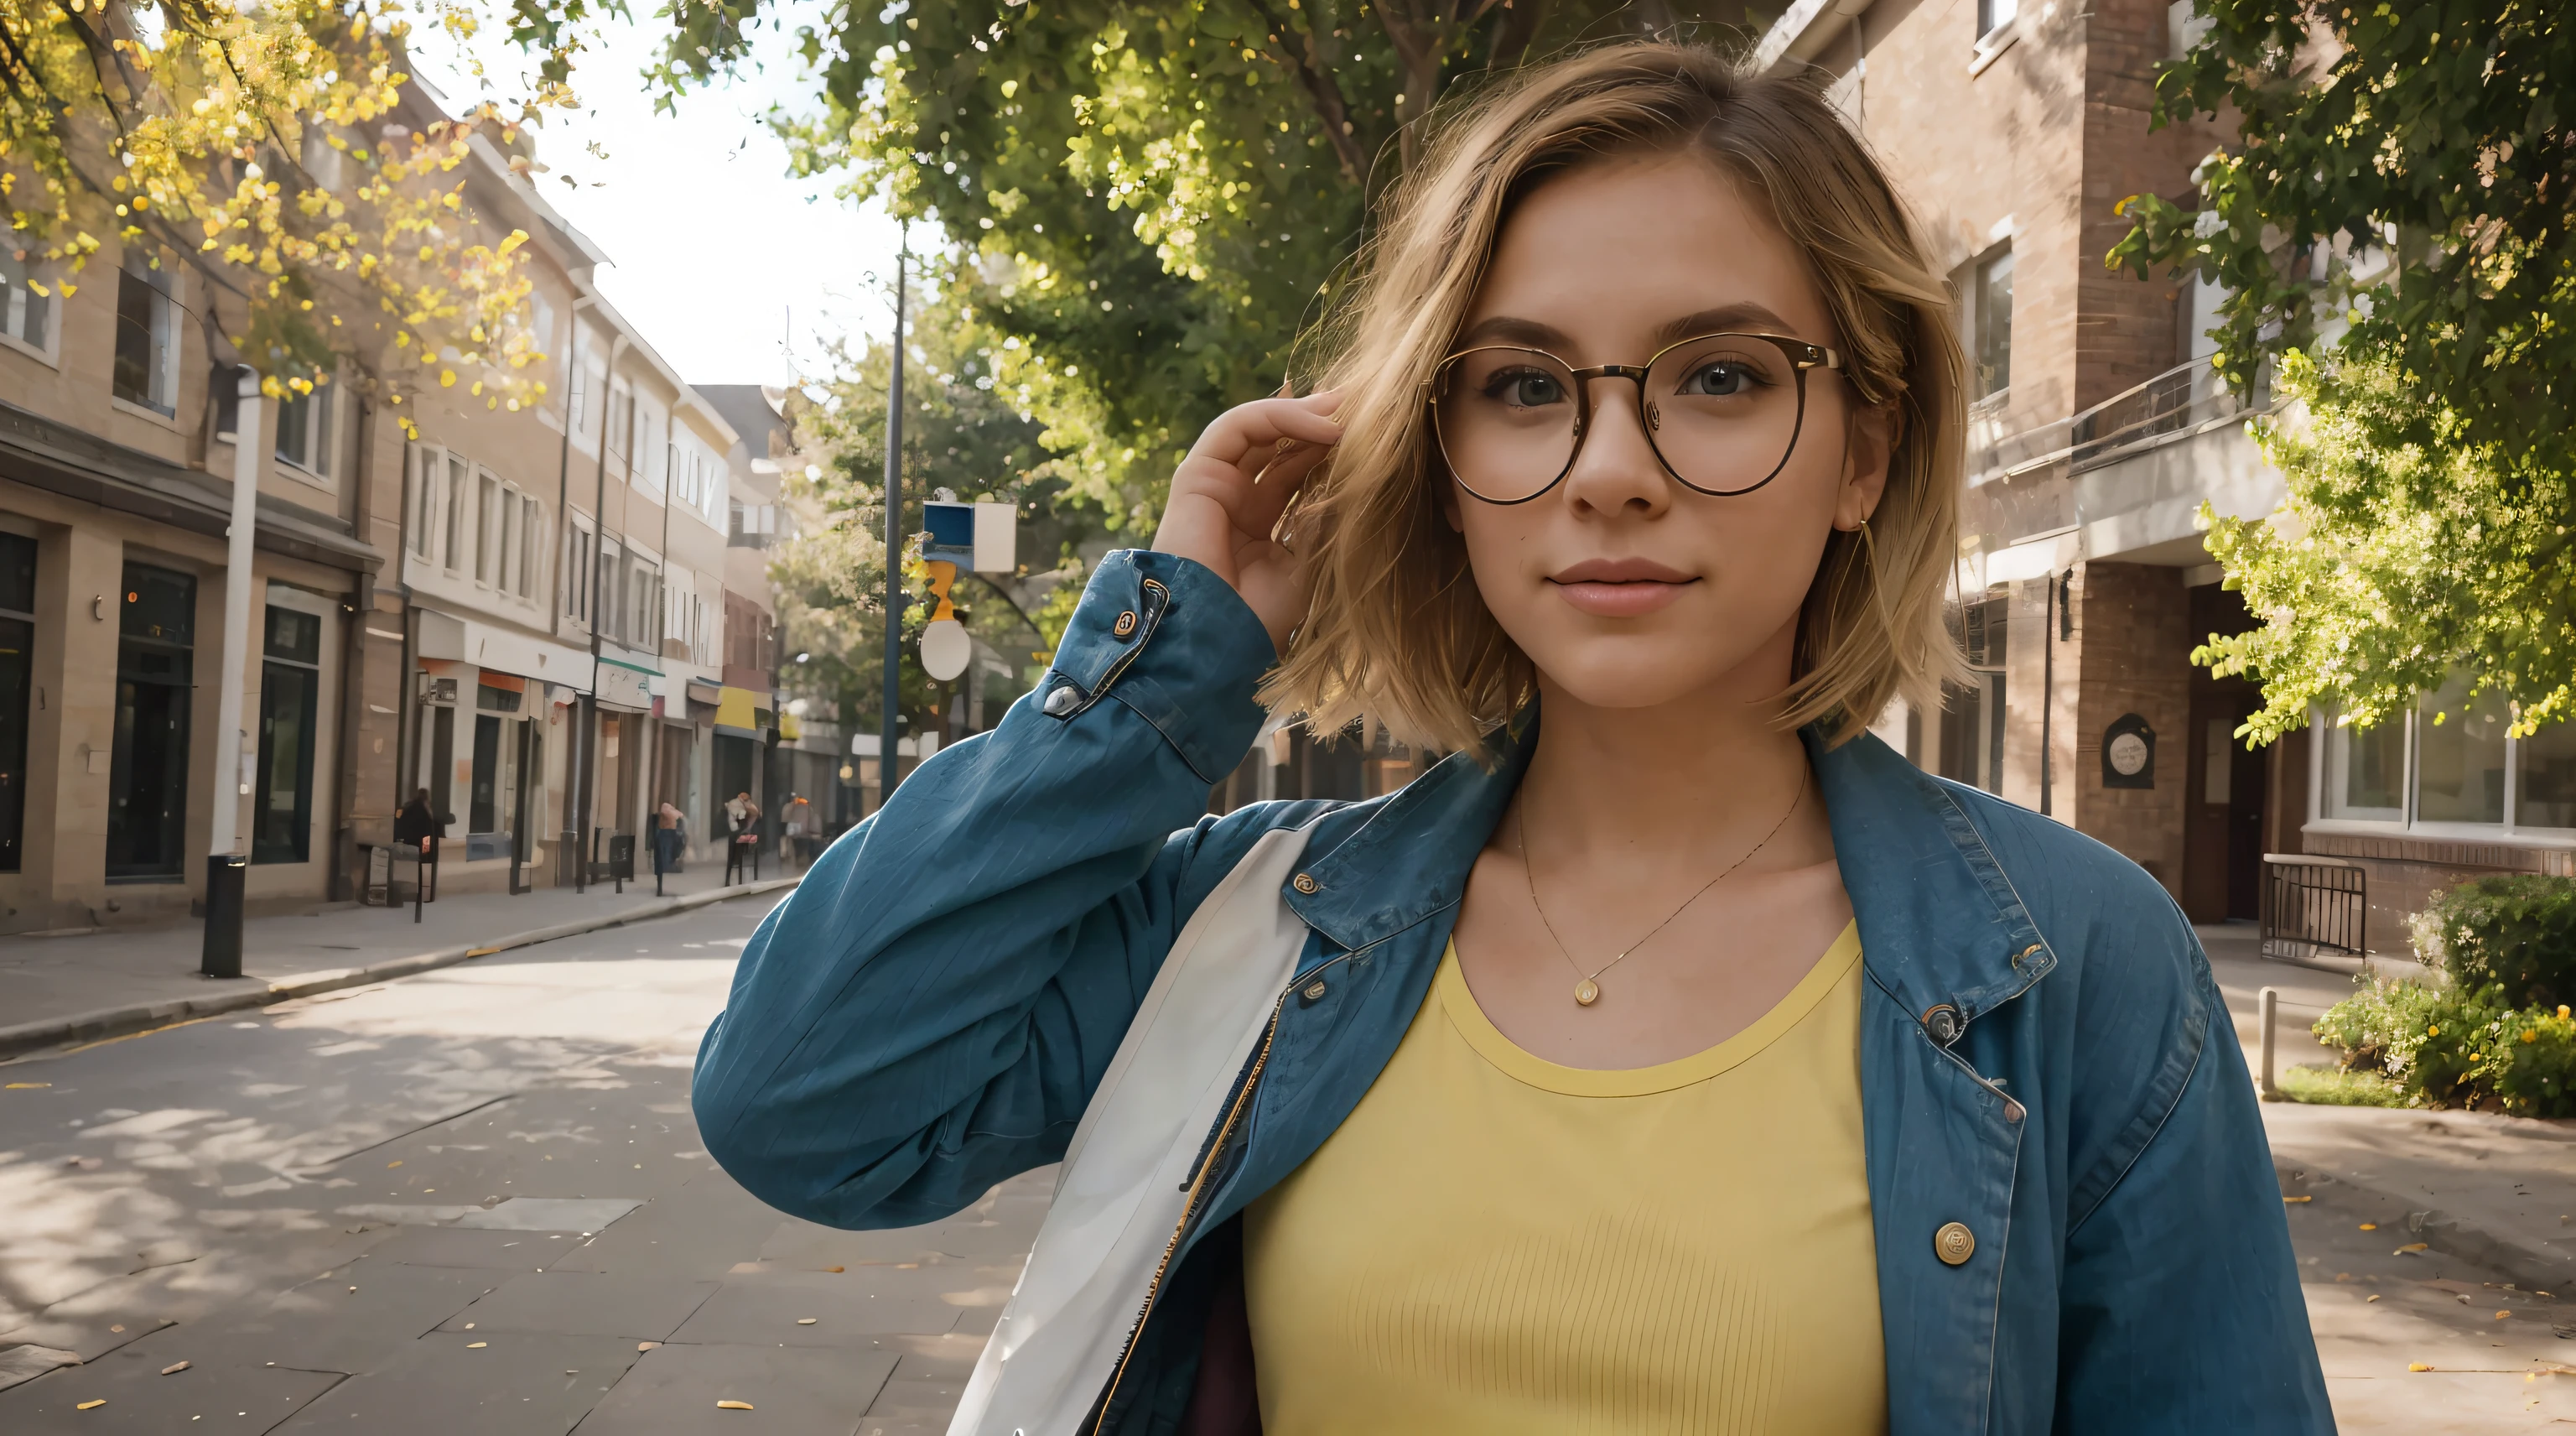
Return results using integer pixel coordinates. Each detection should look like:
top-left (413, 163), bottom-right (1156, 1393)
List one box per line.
top-left (879, 230), bottom-right (908, 810)
top-left (203, 367), bottom-right (263, 978)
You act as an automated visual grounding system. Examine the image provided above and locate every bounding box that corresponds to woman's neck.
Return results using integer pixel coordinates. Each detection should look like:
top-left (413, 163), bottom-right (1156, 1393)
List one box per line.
top-left (1514, 627), bottom-right (1831, 877)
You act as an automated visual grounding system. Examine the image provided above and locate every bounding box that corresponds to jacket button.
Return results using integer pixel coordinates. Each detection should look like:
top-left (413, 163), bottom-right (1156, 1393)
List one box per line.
top-left (1041, 685), bottom-right (1081, 717)
top-left (1291, 873), bottom-right (1319, 894)
top-left (1935, 1221), bottom-right (1976, 1266)
top-left (1922, 1004), bottom-right (1961, 1045)
top-left (1112, 610), bottom-right (1138, 638)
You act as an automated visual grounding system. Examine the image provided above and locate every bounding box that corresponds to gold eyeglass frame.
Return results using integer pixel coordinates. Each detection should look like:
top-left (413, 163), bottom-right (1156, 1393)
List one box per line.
top-left (1421, 330), bottom-right (1856, 505)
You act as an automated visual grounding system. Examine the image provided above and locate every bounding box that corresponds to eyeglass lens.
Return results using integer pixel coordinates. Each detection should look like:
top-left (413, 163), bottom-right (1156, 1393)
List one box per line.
top-left (1431, 334), bottom-right (1808, 502)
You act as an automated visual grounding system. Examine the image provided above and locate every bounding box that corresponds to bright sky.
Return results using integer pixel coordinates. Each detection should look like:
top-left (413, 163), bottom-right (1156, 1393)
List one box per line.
top-left (414, 7), bottom-right (905, 388)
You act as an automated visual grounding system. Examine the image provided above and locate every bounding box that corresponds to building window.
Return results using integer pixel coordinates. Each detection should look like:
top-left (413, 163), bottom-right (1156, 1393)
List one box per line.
top-left (1980, 0), bottom-right (2018, 39)
top-left (108, 563), bottom-right (195, 879)
top-left (443, 452), bottom-right (470, 573)
top-left (470, 679), bottom-right (525, 840)
top-left (565, 518), bottom-right (595, 625)
top-left (520, 495), bottom-right (542, 598)
top-left (475, 471), bottom-right (502, 586)
top-left (1971, 247), bottom-right (2014, 400)
top-left (0, 532), bottom-right (33, 873)
top-left (1, 236), bottom-right (51, 355)
top-left (112, 253), bottom-right (178, 414)
top-left (607, 386), bottom-right (632, 460)
top-left (2319, 680), bottom-right (2576, 833)
top-left (408, 444), bottom-right (437, 558)
top-left (275, 380), bottom-right (336, 476)
top-left (252, 604), bottom-right (322, 865)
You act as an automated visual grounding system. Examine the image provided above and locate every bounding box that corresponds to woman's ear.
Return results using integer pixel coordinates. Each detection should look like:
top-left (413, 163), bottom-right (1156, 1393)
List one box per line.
top-left (1836, 401), bottom-right (1898, 530)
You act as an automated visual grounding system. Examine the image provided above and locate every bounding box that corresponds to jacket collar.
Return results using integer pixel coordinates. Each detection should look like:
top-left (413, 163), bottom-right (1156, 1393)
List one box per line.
top-left (1282, 710), bottom-right (2053, 1017)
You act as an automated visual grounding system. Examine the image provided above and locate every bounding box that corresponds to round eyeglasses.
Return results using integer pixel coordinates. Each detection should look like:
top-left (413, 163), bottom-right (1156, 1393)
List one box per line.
top-left (1424, 331), bottom-right (1852, 505)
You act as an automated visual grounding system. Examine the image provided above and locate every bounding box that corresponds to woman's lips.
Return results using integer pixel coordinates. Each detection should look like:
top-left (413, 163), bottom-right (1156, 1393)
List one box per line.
top-left (1549, 559), bottom-right (1699, 618)
top-left (1551, 578), bottom-right (1694, 617)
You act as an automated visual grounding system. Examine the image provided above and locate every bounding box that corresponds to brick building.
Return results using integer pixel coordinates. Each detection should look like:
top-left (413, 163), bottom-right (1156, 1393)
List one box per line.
top-left (1758, 0), bottom-right (2562, 946)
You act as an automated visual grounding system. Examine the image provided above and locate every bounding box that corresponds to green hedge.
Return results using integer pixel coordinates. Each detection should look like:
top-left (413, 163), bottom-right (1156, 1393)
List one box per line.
top-left (2416, 873), bottom-right (2576, 1009)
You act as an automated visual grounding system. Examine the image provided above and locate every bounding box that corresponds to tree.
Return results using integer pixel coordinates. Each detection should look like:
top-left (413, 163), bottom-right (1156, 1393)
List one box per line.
top-left (2111, 1), bottom-right (2575, 741)
top-left (2, 0), bottom-right (554, 417)
top-left (661, 0), bottom-right (1755, 530)
top-left (771, 286), bottom-right (1109, 747)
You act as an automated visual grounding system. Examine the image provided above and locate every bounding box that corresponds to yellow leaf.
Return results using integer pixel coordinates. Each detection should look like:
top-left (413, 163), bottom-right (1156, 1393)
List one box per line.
top-left (2409, 1362), bottom-right (2434, 1371)
top-left (2366, 1294), bottom-right (2382, 1302)
top-left (5, 1082), bottom-right (49, 1089)
top-left (439, 369), bottom-right (456, 388)
top-left (717, 1400), bottom-right (755, 1410)
top-left (796, 1318), bottom-right (817, 1324)
top-left (466, 1341), bottom-right (487, 1349)
top-left (2359, 1223), bottom-right (2377, 1230)
top-left (77, 1400), bottom-right (106, 1410)
top-left (2499, 1311), bottom-right (2513, 1319)
top-left (2283, 1195), bottom-right (2312, 1204)
top-left (2395, 1242), bottom-right (2429, 1253)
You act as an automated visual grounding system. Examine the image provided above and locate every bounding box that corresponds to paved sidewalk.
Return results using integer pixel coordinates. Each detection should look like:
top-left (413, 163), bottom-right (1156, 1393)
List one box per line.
top-left (0, 867), bottom-right (800, 1060)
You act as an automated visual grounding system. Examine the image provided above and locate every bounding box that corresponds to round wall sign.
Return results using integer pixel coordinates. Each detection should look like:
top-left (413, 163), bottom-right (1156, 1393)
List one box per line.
top-left (2100, 713), bottom-right (2156, 789)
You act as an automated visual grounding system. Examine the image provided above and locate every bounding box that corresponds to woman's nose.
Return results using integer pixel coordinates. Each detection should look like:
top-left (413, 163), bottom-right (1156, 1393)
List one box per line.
top-left (1561, 378), bottom-right (1670, 515)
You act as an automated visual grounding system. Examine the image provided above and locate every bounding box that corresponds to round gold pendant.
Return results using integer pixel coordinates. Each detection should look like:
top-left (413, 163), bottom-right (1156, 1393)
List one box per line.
top-left (1574, 978), bottom-right (1601, 1007)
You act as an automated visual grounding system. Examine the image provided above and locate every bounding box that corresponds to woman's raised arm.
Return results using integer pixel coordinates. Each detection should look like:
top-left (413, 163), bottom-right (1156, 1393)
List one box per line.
top-left (690, 549), bottom-right (1294, 1230)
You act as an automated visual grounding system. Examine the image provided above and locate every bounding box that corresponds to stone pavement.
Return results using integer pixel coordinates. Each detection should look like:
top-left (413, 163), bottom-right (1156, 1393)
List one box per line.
top-left (0, 865), bottom-right (798, 1059)
top-left (0, 894), bottom-right (1040, 1435)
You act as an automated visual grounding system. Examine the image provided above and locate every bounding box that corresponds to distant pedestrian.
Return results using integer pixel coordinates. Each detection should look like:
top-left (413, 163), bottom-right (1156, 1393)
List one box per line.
top-left (652, 800), bottom-right (686, 896)
top-left (781, 793), bottom-right (813, 871)
top-left (393, 788), bottom-right (443, 845)
top-left (694, 40), bottom-right (2329, 1436)
top-left (723, 791), bottom-right (761, 884)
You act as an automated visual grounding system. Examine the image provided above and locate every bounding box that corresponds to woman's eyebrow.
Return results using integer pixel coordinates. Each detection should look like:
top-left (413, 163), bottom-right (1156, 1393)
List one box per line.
top-left (1452, 303), bottom-right (1807, 355)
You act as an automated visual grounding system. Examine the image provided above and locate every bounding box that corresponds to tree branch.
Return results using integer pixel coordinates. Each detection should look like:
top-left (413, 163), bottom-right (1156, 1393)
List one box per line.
top-left (1242, 0), bottom-right (1368, 186)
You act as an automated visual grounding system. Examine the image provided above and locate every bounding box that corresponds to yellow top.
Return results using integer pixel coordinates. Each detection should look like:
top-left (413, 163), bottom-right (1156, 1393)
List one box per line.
top-left (1242, 922), bottom-right (1884, 1435)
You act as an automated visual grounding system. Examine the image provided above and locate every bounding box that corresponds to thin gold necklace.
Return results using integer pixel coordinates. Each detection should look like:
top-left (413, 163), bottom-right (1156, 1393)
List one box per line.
top-left (1518, 769), bottom-right (1807, 1007)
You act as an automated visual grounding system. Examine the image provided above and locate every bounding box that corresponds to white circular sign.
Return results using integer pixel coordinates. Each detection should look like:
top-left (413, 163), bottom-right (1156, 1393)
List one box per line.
top-left (2107, 731), bottom-right (2149, 777)
top-left (920, 618), bottom-right (972, 682)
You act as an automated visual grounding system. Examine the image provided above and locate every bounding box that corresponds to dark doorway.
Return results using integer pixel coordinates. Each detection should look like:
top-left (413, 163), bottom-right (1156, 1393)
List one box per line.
top-left (252, 606), bottom-right (320, 864)
top-left (0, 532), bottom-right (34, 873)
top-left (428, 704), bottom-right (456, 835)
top-left (470, 713), bottom-right (502, 835)
top-left (107, 562), bottom-right (195, 880)
top-left (714, 731), bottom-right (757, 814)
top-left (2184, 583), bottom-right (2271, 922)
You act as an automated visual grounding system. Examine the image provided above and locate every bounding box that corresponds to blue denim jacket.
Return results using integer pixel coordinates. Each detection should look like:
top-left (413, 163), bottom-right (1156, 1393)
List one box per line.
top-left (694, 549), bottom-right (2331, 1435)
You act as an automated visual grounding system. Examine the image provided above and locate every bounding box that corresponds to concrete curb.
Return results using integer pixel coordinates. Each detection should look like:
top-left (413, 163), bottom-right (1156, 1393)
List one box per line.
top-left (0, 877), bottom-right (800, 1063)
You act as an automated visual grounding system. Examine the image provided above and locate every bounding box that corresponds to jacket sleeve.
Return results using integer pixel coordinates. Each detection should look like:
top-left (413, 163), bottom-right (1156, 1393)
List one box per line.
top-left (691, 550), bottom-right (1283, 1230)
top-left (2051, 935), bottom-right (2334, 1432)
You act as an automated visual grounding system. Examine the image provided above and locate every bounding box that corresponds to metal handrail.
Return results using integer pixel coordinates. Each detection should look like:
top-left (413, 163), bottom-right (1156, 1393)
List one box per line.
top-left (1967, 356), bottom-right (2272, 485)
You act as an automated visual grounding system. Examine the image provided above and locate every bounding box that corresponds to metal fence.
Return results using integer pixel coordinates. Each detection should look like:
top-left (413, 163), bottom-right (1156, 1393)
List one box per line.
top-left (2259, 855), bottom-right (2367, 965)
top-left (1964, 356), bottom-right (2271, 486)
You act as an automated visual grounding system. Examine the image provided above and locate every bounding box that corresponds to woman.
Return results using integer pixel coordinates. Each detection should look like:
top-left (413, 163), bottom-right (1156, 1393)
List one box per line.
top-left (694, 43), bottom-right (2327, 1436)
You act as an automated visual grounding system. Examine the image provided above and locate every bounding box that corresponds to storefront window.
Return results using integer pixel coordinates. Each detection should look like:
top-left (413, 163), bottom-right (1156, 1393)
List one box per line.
top-left (2415, 679), bottom-right (2508, 825)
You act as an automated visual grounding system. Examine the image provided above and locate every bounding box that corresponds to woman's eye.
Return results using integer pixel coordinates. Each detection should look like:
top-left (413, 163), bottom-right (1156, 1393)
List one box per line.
top-left (1678, 362), bottom-right (1753, 397)
top-left (1485, 370), bottom-right (1564, 407)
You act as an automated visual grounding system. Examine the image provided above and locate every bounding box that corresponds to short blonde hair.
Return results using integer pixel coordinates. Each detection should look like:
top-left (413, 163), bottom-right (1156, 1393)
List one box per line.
top-left (1265, 41), bottom-right (1969, 755)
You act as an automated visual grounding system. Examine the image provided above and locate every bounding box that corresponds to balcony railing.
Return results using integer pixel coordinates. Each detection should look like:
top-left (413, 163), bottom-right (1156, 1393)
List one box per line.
top-left (1966, 356), bottom-right (2271, 486)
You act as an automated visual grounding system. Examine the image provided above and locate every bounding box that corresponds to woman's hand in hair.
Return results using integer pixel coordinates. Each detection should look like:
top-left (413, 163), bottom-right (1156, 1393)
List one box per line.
top-left (1152, 390), bottom-right (1343, 653)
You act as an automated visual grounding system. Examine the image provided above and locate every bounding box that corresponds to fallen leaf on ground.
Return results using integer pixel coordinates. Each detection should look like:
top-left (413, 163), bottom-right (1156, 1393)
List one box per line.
top-left (7, 1082), bottom-right (51, 1089)
top-left (2284, 1195), bottom-right (2312, 1204)
top-left (387, 1161), bottom-right (401, 1168)
top-left (160, 1361), bottom-right (190, 1375)
top-left (466, 1342), bottom-right (487, 1349)
top-left (797, 1318), bottom-right (818, 1325)
top-left (2500, 1312), bottom-right (2514, 1319)
top-left (637, 1342), bottom-right (659, 1351)
top-left (2367, 1295), bottom-right (2382, 1303)
top-left (108, 1325), bottom-right (123, 1334)
top-left (718, 1400), bottom-right (755, 1410)
top-left (823, 1266), bottom-right (844, 1273)
top-left (77, 1399), bottom-right (106, 1410)
top-left (2360, 1223), bottom-right (2378, 1230)
top-left (2409, 1363), bottom-right (2435, 1371)
top-left (2395, 1243), bottom-right (2429, 1254)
